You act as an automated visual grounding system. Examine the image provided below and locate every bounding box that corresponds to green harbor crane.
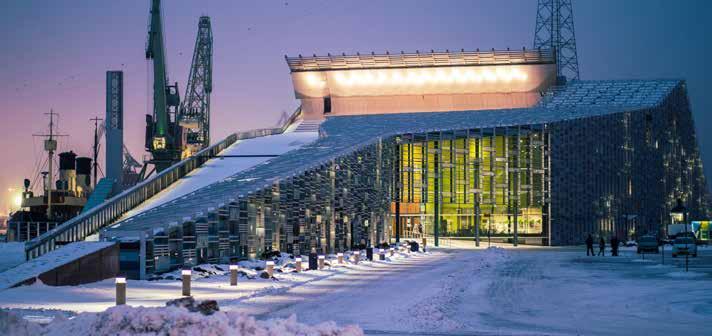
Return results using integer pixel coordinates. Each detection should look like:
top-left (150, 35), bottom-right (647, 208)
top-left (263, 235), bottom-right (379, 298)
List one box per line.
top-left (145, 0), bottom-right (183, 173)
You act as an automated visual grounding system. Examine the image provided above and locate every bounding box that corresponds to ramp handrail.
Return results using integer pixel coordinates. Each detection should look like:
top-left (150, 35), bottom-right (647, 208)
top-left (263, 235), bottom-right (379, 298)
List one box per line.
top-left (25, 106), bottom-right (303, 260)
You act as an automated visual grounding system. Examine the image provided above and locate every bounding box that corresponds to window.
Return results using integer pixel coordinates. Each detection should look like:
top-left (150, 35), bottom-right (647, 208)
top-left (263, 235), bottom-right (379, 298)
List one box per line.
top-left (324, 96), bottom-right (332, 114)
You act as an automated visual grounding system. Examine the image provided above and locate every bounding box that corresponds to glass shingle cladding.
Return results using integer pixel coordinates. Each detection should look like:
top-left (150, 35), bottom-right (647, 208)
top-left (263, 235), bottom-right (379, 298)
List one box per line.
top-left (105, 79), bottom-right (711, 277)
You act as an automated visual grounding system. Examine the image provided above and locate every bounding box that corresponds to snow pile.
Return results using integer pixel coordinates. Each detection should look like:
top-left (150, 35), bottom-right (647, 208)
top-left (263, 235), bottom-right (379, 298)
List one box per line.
top-left (480, 246), bottom-right (510, 264)
top-left (151, 264), bottom-right (231, 281)
top-left (0, 305), bottom-right (363, 336)
top-left (0, 308), bottom-right (75, 325)
top-left (152, 249), bottom-right (420, 282)
top-left (0, 310), bottom-right (44, 335)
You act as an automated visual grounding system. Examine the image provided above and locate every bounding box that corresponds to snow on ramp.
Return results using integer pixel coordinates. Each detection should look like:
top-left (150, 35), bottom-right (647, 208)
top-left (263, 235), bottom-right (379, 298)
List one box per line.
top-left (119, 130), bottom-right (318, 221)
top-left (0, 243), bottom-right (25, 273)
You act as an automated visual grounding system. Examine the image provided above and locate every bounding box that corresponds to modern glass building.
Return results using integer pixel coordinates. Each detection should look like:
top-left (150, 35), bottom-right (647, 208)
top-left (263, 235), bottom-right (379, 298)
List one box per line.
top-left (101, 49), bottom-right (711, 278)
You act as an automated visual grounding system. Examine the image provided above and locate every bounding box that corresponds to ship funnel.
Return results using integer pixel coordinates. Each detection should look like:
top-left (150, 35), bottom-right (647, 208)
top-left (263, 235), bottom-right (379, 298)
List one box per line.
top-left (76, 157), bottom-right (92, 196)
top-left (58, 151), bottom-right (77, 194)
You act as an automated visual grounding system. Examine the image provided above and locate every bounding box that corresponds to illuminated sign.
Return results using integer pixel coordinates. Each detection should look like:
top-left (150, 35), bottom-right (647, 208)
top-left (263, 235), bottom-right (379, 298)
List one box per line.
top-left (107, 71), bottom-right (123, 130)
top-left (692, 221), bottom-right (710, 240)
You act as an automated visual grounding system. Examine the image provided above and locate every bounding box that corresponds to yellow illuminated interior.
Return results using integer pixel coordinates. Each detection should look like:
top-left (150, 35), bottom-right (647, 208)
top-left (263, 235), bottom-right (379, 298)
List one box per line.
top-left (394, 133), bottom-right (546, 238)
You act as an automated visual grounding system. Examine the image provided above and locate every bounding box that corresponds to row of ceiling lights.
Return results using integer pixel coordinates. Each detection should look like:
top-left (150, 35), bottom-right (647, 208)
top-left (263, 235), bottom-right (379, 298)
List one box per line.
top-left (305, 67), bottom-right (529, 87)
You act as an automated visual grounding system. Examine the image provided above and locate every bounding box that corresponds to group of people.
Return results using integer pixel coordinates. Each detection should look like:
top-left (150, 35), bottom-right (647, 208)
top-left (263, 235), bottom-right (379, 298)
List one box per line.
top-left (585, 234), bottom-right (620, 256)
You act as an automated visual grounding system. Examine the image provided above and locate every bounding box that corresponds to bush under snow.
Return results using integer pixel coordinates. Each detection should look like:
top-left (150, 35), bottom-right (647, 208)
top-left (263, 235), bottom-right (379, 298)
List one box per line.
top-left (1, 305), bottom-right (363, 336)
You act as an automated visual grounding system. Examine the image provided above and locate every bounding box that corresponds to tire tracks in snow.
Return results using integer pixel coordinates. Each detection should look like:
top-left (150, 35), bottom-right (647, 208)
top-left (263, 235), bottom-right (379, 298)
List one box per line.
top-left (403, 248), bottom-right (509, 332)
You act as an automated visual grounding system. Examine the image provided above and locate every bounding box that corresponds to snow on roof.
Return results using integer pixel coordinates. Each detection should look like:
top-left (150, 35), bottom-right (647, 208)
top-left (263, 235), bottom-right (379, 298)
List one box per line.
top-left (106, 79), bottom-right (682, 234)
top-left (539, 79), bottom-right (681, 108)
top-left (0, 241), bottom-right (116, 291)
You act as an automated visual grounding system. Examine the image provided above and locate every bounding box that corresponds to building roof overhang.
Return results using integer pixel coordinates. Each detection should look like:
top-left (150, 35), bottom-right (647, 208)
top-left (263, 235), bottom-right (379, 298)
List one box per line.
top-left (286, 48), bottom-right (555, 73)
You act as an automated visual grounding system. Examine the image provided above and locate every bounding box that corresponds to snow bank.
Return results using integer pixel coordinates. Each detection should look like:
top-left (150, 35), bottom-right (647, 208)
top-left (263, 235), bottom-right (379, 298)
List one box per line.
top-left (0, 305), bottom-right (363, 336)
top-left (0, 310), bottom-right (44, 336)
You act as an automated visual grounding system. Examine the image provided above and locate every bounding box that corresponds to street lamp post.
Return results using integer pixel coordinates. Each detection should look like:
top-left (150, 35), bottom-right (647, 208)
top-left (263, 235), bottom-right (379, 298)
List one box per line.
top-left (364, 220), bottom-right (370, 247)
top-left (488, 220), bottom-right (492, 248)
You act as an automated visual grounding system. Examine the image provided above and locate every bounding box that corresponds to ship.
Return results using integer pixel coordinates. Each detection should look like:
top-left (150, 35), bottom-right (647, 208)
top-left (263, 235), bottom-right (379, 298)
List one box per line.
top-left (6, 112), bottom-right (95, 243)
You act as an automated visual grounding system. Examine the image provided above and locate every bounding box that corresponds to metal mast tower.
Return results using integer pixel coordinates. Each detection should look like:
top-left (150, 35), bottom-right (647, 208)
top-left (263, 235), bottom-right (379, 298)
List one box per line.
top-left (533, 0), bottom-right (580, 81)
top-left (180, 16), bottom-right (213, 154)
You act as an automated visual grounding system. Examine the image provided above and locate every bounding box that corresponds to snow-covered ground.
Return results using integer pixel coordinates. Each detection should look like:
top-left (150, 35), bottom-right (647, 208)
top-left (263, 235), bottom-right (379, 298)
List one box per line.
top-left (2, 246), bottom-right (711, 335)
top-left (0, 248), bottom-right (431, 313)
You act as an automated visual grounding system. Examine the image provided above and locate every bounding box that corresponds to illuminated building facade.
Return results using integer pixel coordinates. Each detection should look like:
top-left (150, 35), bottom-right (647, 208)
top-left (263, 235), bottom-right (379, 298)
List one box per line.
top-left (104, 49), bottom-right (710, 278)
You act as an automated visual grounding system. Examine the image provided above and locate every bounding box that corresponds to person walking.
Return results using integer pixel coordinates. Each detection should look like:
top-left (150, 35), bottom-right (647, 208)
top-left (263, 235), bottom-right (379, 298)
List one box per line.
top-left (586, 234), bottom-right (595, 256)
top-left (611, 236), bottom-right (619, 256)
top-left (598, 236), bottom-right (606, 256)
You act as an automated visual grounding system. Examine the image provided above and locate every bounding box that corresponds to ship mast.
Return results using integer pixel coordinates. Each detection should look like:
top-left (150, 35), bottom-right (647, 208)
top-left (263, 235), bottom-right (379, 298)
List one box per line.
top-left (91, 116), bottom-right (103, 189)
top-left (33, 110), bottom-right (66, 220)
top-left (46, 111), bottom-right (58, 220)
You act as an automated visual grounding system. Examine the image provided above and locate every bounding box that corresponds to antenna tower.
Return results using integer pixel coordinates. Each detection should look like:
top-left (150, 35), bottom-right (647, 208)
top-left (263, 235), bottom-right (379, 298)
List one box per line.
top-left (533, 0), bottom-right (580, 81)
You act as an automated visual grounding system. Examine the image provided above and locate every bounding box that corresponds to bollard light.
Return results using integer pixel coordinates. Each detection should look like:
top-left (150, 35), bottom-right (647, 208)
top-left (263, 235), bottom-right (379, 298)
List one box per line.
top-left (318, 255), bottom-right (325, 270)
top-left (182, 269), bottom-right (192, 296)
top-left (337, 253), bottom-right (344, 264)
top-left (379, 249), bottom-right (386, 261)
top-left (115, 277), bottom-right (126, 306)
top-left (229, 265), bottom-right (238, 286)
top-left (295, 257), bottom-right (302, 272)
top-left (266, 261), bottom-right (275, 278)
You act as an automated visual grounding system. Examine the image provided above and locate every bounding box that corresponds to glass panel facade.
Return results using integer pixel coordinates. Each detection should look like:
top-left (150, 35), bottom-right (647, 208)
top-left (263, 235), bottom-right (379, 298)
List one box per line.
top-left (393, 127), bottom-right (550, 244)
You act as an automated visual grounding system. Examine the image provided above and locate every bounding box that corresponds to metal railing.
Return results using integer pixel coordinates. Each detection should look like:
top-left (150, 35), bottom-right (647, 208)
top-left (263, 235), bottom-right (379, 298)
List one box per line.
top-left (25, 107), bottom-right (303, 260)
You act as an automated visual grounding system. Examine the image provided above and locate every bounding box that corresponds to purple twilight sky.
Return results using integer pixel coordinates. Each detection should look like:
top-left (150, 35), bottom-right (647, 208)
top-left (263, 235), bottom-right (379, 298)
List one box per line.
top-left (0, 0), bottom-right (711, 213)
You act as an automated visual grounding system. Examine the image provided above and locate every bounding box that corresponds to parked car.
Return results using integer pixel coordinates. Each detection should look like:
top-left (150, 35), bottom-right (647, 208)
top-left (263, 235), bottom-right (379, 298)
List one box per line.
top-left (672, 236), bottom-right (697, 257)
top-left (636, 235), bottom-right (659, 254)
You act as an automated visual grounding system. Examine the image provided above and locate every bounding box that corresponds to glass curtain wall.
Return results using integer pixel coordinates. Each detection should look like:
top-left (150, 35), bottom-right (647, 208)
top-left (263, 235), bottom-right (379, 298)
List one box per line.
top-left (393, 127), bottom-right (550, 245)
